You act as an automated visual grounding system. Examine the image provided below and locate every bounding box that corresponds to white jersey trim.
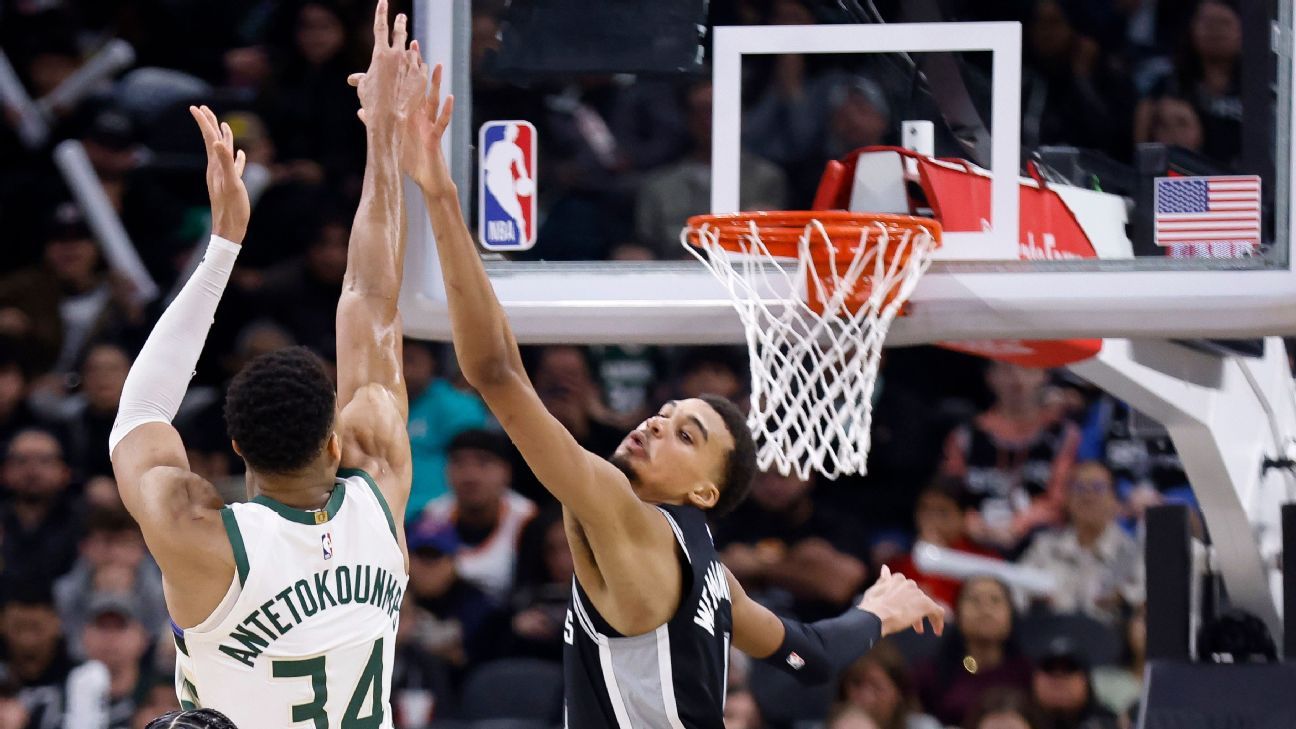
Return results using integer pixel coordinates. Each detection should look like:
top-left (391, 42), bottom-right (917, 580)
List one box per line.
top-left (655, 624), bottom-right (689, 729)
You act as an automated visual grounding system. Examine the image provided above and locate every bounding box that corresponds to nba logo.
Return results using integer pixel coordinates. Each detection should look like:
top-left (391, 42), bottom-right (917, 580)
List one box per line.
top-left (478, 120), bottom-right (537, 251)
top-left (321, 533), bottom-right (333, 560)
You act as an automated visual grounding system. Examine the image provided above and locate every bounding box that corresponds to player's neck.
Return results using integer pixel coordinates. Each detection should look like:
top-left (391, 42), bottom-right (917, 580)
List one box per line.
top-left (245, 467), bottom-right (337, 510)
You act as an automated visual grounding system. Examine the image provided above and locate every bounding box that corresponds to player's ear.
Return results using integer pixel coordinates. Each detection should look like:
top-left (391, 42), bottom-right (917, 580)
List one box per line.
top-left (230, 440), bottom-right (243, 458)
top-left (326, 432), bottom-right (341, 461)
top-left (688, 480), bottom-right (719, 511)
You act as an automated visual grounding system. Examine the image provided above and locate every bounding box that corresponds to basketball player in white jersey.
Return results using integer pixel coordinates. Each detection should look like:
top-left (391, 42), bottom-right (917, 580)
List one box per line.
top-left (396, 52), bottom-right (949, 728)
top-left (107, 4), bottom-right (430, 727)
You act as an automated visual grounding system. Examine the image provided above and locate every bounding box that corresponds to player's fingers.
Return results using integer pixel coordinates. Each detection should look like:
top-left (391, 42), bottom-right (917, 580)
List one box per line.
top-left (189, 106), bottom-right (216, 147)
top-left (430, 63), bottom-right (443, 105)
top-left (392, 12), bottom-right (408, 49)
top-left (434, 94), bottom-right (454, 133)
top-left (220, 121), bottom-right (236, 152)
top-left (234, 149), bottom-right (246, 178)
top-left (347, 73), bottom-right (364, 87)
top-left (372, 0), bottom-right (389, 50)
top-left (930, 605), bottom-right (946, 635)
top-left (912, 619), bottom-right (924, 634)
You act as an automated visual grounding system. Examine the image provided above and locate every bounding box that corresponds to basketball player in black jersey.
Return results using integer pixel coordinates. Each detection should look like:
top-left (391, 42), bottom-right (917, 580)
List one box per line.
top-left (387, 49), bottom-right (946, 728)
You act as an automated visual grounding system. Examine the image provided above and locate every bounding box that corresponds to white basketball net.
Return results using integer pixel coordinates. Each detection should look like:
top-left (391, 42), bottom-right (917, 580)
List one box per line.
top-left (683, 217), bottom-right (938, 481)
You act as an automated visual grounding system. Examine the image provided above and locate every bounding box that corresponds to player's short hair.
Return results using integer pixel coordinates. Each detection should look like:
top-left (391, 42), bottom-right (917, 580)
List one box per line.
top-left (699, 394), bottom-right (756, 517)
top-left (145, 709), bottom-right (238, 729)
top-left (224, 347), bottom-right (335, 474)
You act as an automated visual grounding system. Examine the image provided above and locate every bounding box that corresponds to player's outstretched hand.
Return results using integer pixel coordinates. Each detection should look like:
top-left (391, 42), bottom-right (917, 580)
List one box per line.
top-left (401, 62), bottom-right (455, 198)
top-left (189, 105), bottom-right (249, 243)
top-left (857, 565), bottom-right (946, 637)
top-left (347, 0), bottom-right (424, 134)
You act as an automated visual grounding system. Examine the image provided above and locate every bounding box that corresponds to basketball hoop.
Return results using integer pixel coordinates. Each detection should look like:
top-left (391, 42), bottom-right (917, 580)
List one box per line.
top-left (682, 211), bottom-right (941, 481)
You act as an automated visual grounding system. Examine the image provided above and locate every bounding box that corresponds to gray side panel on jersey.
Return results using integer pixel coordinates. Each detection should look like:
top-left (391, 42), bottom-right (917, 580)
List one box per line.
top-left (606, 630), bottom-right (686, 729)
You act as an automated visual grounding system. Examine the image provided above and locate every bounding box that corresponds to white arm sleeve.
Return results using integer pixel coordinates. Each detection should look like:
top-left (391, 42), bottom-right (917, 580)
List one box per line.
top-left (108, 235), bottom-right (240, 457)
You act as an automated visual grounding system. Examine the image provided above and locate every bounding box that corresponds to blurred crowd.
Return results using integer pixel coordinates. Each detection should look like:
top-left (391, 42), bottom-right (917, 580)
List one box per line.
top-left (0, 0), bottom-right (1250, 728)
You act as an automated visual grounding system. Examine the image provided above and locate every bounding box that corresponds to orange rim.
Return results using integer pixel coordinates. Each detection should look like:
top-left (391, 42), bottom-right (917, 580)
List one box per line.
top-left (685, 211), bottom-right (941, 261)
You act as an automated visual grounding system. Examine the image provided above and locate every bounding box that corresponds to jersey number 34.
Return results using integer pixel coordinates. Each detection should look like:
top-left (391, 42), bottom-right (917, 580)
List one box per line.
top-left (272, 638), bottom-right (386, 728)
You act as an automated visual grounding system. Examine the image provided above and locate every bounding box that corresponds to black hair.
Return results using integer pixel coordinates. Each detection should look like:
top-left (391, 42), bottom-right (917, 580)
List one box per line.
top-left (224, 346), bottom-right (335, 474)
top-left (699, 394), bottom-right (756, 517)
top-left (2, 577), bottom-right (56, 610)
top-left (145, 709), bottom-right (239, 729)
top-left (446, 429), bottom-right (514, 465)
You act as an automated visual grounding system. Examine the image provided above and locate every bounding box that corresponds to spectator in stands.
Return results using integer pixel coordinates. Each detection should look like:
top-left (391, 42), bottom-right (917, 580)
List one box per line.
top-left (391, 598), bottom-right (456, 727)
top-left (404, 340), bottom-right (489, 516)
top-left (55, 508), bottom-right (165, 659)
top-left (80, 594), bottom-right (154, 729)
top-left (0, 670), bottom-right (29, 729)
top-left (262, 1), bottom-right (366, 186)
top-left (530, 346), bottom-right (624, 458)
top-left (1029, 637), bottom-right (1119, 729)
top-left (48, 342), bottom-right (132, 480)
top-left (675, 346), bottom-right (747, 405)
top-left (838, 641), bottom-right (942, 729)
top-left (0, 580), bottom-right (107, 729)
top-left (245, 208), bottom-right (349, 358)
top-left (724, 688), bottom-right (764, 729)
top-left (964, 688), bottom-right (1043, 729)
top-left (1, 428), bottom-right (84, 582)
top-left (887, 477), bottom-right (1001, 609)
top-left (419, 429), bottom-right (536, 601)
top-left (942, 363), bottom-right (1079, 555)
top-left (0, 345), bottom-right (37, 449)
top-left (915, 576), bottom-right (1033, 727)
top-left (823, 76), bottom-right (891, 161)
top-left (1021, 0), bottom-right (1135, 162)
top-left (1091, 605), bottom-right (1146, 721)
top-left (826, 704), bottom-right (883, 729)
top-left (589, 343), bottom-right (667, 429)
top-left (506, 509), bottom-right (575, 661)
top-left (1136, 0), bottom-right (1243, 166)
top-left (718, 468), bottom-right (868, 620)
top-left (404, 519), bottom-right (501, 670)
top-left (1019, 462), bottom-right (1144, 627)
top-left (0, 204), bottom-right (141, 378)
top-left (130, 680), bottom-right (181, 729)
top-left (1141, 95), bottom-right (1205, 152)
top-left (635, 80), bottom-right (787, 257)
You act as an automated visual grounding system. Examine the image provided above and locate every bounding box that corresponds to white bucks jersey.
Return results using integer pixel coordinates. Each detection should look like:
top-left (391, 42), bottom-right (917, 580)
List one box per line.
top-left (173, 469), bottom-right (408, 729)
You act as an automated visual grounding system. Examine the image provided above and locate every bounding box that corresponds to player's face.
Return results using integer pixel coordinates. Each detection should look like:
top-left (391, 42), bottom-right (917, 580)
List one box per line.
top-left (612, 399), bottom-right (732, 509)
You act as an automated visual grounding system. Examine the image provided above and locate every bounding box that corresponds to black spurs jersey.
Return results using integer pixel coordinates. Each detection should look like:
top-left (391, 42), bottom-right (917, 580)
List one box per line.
top-left (563, 504), bottom-right (732, 729)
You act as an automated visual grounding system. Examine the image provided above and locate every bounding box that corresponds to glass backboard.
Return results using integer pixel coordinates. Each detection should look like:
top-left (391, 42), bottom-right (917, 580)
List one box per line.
top-left (402, 0), bottom-right (1296, 345)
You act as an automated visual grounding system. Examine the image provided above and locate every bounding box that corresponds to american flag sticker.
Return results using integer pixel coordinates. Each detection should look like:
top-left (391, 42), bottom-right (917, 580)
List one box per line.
top-left (1154, 175), bottom-right (1261, 254)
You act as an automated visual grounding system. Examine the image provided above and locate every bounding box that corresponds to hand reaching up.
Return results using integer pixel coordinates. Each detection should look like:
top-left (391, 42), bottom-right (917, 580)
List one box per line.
top-left (858, 565), bottom-right (946, 637)
top-left (347, 0), bottom-right (428, 136)
top-left (401, 63), bottom-right (455, 198)
top-left (189, 105), bottom-right (249, 243)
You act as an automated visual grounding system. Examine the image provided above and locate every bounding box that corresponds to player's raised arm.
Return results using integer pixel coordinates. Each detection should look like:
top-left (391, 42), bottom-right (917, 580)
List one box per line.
top-left (333, 0), bottom-right (423, 524)
top-left (728, 565), bottom-right (945, 686)
top-left (107, 106), bottom-right (245, 619)
top-left (109, 105), bottom-right (248, 508)
top-left (401, 60), bottom-right (650, 535)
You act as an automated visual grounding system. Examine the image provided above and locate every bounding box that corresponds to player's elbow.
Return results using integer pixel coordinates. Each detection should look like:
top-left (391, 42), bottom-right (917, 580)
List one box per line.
top-left (460, 355), bottom-right (516, 391)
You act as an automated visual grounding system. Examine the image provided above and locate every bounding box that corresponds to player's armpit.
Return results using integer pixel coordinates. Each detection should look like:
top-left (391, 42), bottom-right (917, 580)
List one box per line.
top-left (129, 467), bottom-right (236, 626)
top-left (337, 382), bottom-right (414, 522)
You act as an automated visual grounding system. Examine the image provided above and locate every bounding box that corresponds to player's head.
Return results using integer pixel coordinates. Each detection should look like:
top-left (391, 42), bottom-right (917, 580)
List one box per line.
top-left (504, 123), bottom-right (519, 142)
top-left (224, 346), bottom-right (339, 477)
top-left (145, 709), bottom-right (238, 729)
top-left (610, 395), bottom-right (756, 516)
